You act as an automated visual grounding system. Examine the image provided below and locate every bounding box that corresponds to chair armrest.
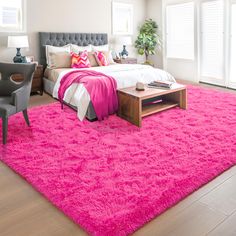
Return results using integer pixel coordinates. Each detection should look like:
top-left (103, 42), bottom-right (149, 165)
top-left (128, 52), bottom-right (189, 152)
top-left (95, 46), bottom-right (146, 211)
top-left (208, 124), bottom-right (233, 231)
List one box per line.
top-left (11, 85), bottom-right (31, 112)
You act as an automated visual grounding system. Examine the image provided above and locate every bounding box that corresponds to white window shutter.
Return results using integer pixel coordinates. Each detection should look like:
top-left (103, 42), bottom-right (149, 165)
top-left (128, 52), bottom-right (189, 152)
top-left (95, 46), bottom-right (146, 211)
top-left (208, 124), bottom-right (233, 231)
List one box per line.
top-left (0, 0), bottom-right (23, 31)
top-left (230, 4), bottom-right (236, 83)
top-left (166, 2), bottom-right (195, 60)
top-left (2, 6), bottom-right (18, 25)
top-left (200, 0), bottom-right (224, 79)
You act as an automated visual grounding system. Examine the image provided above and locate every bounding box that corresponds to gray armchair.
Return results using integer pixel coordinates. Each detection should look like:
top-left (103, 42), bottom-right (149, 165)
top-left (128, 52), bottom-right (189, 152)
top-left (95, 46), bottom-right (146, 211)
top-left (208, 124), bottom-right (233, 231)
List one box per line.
top-left (0, 62), bottom-right (36, 144)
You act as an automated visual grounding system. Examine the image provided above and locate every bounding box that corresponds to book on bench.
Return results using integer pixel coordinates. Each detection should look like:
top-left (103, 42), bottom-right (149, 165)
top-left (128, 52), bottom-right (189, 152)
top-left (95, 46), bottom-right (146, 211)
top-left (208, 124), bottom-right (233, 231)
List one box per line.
top-left (148, 81), bottom-right (175, 89)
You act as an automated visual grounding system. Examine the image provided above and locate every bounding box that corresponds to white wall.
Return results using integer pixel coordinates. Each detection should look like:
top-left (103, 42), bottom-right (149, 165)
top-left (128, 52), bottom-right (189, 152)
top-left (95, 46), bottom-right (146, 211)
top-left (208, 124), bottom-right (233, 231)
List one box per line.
top-left (0, 0), bottom-right (146, 63)
top-left (146, 0), bottom-right (163, 68)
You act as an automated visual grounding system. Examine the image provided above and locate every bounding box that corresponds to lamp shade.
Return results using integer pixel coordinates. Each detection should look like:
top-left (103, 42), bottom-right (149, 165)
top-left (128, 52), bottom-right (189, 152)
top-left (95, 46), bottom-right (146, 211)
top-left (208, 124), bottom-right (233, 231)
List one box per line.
top-left (8, 36), bottom-right (29, 48)
top-left (117, 36), bottom-right (132, 46)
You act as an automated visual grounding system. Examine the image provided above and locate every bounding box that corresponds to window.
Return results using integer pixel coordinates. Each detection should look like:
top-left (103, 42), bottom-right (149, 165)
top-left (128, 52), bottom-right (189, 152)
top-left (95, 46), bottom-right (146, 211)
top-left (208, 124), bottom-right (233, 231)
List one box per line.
top-left (112, 2), bottom-right (133, 35)
top-left (166, 2), bottom-right (194, 60)
top-left (0, 0), bottom-right (25, 32)
top-left (200, 0), bottom-right (224, 80)
top-left (230, 4), bottom-right (236, 83)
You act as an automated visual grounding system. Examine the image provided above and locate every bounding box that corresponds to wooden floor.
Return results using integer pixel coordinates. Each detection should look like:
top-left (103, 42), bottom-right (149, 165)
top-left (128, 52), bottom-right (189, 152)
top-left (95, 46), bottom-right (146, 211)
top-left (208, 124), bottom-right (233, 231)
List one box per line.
top-left (0, 82), bottom-right (236, 236)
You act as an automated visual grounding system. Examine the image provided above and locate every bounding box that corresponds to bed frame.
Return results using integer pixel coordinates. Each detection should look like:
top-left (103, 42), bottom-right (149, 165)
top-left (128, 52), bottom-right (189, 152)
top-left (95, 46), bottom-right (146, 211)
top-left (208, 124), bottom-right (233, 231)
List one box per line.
top-left (39, 32), bottom-right (108, 120)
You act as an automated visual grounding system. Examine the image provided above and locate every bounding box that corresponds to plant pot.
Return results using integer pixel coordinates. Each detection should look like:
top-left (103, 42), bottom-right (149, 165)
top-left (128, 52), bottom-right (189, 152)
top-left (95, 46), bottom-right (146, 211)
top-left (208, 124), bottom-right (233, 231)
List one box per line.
top-left (143, 60), bottom-right (154, 67)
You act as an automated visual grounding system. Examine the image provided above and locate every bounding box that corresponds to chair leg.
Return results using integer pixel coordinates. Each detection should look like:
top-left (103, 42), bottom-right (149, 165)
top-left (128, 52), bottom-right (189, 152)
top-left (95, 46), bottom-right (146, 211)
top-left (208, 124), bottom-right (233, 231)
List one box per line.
top-left (23, 110), bottom-right (30, 126)
top-left (2, 117), bottom-right (8, 145)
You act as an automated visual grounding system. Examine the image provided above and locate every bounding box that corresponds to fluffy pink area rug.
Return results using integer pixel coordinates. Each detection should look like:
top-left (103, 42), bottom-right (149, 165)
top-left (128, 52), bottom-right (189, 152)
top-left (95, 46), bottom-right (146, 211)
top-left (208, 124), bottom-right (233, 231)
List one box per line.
top-left (0, 86), bottom-right (236, 235)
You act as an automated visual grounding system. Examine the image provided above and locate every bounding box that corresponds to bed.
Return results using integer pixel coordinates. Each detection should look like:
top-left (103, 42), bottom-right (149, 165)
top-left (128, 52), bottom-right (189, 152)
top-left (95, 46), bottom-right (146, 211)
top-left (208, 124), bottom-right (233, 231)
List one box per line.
top-left (39, 32), bottom-right (108, 120)
top-left (39, 32), bottom-right (176, 121)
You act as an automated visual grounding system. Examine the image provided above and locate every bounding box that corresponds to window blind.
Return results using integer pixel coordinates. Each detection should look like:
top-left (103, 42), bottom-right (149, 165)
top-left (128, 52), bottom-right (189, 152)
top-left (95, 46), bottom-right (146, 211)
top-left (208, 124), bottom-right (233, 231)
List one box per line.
top-left (166, 2), bottom-right (194, 60)
top-left (200, 0), bottom-right (224, 79)
top-left (0, 0), bottom-right (23, 31)
top-left (230, 4), bottom-right (236, 83)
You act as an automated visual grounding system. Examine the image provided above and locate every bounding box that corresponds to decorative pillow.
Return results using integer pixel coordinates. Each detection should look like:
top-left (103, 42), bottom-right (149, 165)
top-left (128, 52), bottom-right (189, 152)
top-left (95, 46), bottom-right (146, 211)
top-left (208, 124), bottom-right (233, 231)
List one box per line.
top-left (46, 45), bottom-right (71, 67)
top-left (88, 52), bottom-right (99, 67)
top-left (94, 51), bottom-right (109, 66)
top-left (91, 45), bottom-right (115, 64)
top-left (71, 44), bottom-right (92, 54)
top-left (71, 51), bottom-right (91, 68)
top-left (48, 52), bottom-right (71, 69)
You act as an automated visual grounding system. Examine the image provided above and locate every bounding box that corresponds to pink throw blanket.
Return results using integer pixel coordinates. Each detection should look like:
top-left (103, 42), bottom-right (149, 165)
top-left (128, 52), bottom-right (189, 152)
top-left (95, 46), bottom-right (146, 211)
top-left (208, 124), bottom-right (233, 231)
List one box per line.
top-left (58, 70), bottom-right (118, 120)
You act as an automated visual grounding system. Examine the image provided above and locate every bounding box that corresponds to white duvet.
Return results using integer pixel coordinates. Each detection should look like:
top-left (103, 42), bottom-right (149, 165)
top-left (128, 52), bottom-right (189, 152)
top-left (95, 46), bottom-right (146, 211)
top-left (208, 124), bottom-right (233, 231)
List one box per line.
top-left (53, 64), bottom-right (176, 120)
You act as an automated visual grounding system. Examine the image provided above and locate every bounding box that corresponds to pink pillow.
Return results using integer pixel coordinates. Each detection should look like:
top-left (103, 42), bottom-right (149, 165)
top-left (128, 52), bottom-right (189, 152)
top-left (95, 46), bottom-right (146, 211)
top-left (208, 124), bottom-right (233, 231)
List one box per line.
top-left (94, 51), bottom-right (109, 66)
top-left (71, 51), bottom-right (91, 68)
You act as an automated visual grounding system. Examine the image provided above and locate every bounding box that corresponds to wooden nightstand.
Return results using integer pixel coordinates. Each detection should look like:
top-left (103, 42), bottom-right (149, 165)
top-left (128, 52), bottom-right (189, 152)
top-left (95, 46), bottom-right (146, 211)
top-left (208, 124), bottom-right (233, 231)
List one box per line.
top-left (114, 58), bottom-right (137, 64)
top-left (11, 64), bottom-right (44, 95)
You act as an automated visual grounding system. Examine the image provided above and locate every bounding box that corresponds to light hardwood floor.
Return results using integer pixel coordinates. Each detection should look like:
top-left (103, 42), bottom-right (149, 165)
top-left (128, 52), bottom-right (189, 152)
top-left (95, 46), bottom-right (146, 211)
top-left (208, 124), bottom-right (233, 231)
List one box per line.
top-left (0, 81), bottom-right (236, 236)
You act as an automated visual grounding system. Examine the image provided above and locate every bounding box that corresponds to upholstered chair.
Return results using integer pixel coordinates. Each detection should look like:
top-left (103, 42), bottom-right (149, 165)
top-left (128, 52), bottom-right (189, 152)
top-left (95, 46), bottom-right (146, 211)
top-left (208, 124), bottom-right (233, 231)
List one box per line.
top-left (0, 63), bottom-right (36, 144)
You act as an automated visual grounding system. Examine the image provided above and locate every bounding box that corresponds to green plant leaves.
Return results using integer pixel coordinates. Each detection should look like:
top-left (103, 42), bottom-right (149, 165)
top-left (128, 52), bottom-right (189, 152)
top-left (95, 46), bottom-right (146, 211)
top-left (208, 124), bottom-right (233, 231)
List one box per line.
top-left (135, 19), bottom-right (162, 61)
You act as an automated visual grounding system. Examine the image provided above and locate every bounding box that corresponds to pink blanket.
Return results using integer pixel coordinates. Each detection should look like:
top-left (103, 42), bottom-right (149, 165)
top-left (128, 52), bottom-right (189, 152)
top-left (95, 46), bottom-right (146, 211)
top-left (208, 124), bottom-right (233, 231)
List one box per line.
top-left (58, 70), bottom-right (118, 120)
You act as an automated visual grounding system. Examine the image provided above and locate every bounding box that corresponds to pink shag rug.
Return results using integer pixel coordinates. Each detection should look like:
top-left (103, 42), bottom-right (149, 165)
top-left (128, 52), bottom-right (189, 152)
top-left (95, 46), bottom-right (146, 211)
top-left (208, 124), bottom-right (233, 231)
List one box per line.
top-left (0, 86), bottom-right (236, 236)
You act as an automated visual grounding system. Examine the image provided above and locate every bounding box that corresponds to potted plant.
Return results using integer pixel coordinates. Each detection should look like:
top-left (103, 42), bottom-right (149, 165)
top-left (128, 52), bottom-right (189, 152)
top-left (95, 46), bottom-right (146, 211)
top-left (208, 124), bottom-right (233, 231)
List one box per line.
top-left (135, 19), bottom-right (161, 65)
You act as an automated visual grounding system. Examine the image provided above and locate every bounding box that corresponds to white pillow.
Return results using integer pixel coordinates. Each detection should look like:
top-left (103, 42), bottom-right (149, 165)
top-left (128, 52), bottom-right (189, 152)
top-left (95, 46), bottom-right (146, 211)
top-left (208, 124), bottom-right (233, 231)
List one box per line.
top-left (92, 44), bottom-right (109, 52)
top-left (46, 45), bottom-right (71, 67)
top-left (107, 51), bottom-right (115, 65)
top-left (71, 44), bottom-right (92, 54)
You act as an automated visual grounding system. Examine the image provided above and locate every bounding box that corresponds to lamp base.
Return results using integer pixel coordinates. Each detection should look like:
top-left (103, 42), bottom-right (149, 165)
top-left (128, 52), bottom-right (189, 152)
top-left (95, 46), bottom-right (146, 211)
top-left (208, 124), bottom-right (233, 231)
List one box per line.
top-left (120, 45), bottom-right (129, 58)
top-left (13, 48), bottom-right (27, 63)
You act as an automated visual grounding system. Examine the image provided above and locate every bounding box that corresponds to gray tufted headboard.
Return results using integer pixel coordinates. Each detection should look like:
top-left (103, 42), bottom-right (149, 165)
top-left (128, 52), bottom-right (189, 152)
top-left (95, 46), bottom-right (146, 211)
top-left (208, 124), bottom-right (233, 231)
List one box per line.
top-left (39, 32), bottom-right (108, 68)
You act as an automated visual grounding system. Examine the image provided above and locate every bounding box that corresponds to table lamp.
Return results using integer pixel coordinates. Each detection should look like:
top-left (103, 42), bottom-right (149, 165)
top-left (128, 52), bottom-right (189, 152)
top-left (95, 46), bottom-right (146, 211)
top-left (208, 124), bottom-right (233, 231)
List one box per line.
top-left (8, 36), bottom-right (29, 63)
top-left (118, 36), bottom-right (132, 58)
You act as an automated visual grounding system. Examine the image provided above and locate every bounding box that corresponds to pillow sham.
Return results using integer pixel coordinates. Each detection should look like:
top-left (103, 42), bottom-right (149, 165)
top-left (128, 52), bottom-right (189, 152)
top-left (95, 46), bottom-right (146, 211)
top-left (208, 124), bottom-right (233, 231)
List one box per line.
top-left (46, 45), bottom-right (71, 67)
top-left (71, 51), bottom-right (91, 68)
top-left (71, 44), bottom-right (92, 54)
top-left (88, 52), bottom-right (99, 67)
top-left (94, 51), bottom-right (109, 66)
top-left (48, 52), bottom-right (71, 69)
top-left (103, 51), bottom-right (116, 65)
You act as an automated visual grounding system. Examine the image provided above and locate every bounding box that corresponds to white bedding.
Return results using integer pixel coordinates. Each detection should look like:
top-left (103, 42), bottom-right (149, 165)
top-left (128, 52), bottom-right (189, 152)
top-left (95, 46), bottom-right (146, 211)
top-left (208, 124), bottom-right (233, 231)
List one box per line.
top-left (53, 64), bottom-right (176, 120)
